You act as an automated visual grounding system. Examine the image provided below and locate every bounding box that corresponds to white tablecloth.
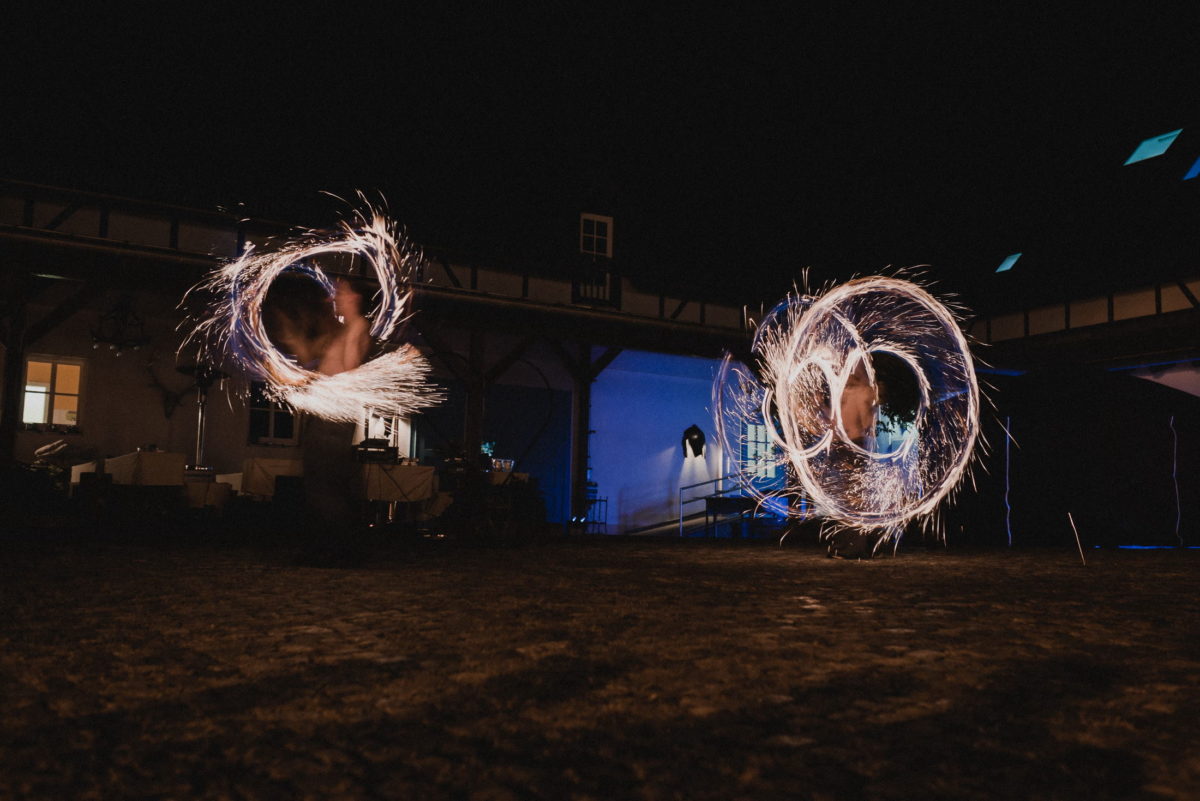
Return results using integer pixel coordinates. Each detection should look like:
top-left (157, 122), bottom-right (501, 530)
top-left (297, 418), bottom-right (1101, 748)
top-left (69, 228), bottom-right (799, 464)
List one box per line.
top-left (104, 452), bottom-right (186, 486)
top-left (242, 457), bottom-right (304, 497)
top-left (362, 464), bottom-right (437, 502)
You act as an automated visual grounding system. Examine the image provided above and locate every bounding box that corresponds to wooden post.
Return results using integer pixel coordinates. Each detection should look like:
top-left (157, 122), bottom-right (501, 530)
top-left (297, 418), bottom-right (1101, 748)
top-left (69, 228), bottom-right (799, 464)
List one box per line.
top-left (554, 343), bottom-right (622, 526)
top-left (463, 329), bottom-right (486, 466)
top-left (0, 271), bottom-right (29, 467)
top-left (570, 344), bottom-right (593, 523)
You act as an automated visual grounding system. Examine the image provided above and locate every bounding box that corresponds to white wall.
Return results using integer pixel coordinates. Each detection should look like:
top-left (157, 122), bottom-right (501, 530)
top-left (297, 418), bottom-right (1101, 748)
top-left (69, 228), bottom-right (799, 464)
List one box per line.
top-left (13, 290), bottom-right (201, 466)
top-left (589, 350), bottom-right (725, 532)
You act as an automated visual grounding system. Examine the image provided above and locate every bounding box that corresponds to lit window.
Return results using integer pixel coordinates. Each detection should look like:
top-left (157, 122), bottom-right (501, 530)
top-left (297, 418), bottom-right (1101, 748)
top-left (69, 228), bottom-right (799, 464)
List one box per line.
top-left (22, 357), bottom-right (83, 426)
top-left (744, 423), bottom-right (777, 479)
top-left (580, 213), bottom-right (613, 259)
top-left (248, 381), bottom-right (298, 445)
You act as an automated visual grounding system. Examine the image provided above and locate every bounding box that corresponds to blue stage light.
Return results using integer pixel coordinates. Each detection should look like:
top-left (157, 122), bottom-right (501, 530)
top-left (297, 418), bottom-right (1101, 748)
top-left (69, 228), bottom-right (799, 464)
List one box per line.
top-left (995, 253), bottom-right (1021, 273)
top-left (1124, 129), bottom-right (1183, 165)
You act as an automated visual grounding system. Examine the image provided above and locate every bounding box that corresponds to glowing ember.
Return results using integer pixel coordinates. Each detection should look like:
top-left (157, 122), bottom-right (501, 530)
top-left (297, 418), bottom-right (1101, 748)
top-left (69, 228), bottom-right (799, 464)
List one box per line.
top-left (182, 204), bottom-right (440, 422)
top-left (714, 275), bottom-right (980, 547)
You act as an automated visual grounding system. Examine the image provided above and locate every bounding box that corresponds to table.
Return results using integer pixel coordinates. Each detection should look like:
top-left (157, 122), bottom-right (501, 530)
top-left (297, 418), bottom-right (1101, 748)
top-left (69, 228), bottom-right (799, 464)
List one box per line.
top-left (184, 480), bottom-right (233, 510)
top-left (362, 464), bottom-right (437, 503)
top-left (241, 457), bottom-right (304, 498)
top-left (104, 451), bottom-right (186, 486)
top-left (70, 461), bottom-right (97, 485)
top-left (487, 471), bottom-right (529, 486)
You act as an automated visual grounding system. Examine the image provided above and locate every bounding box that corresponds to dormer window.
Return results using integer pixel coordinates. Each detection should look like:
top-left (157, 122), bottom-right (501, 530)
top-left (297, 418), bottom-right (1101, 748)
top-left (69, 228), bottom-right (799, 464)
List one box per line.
top-left (580, 213), bottom-right (613, 259)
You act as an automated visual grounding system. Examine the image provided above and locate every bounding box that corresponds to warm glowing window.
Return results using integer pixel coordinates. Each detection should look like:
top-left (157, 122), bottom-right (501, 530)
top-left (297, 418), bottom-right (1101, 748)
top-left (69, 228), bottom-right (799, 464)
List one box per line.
top-left (22, 357), bottom-right (83, 426)
top-left (580, 213), bottom-right (613, 259)
top-left (248, 381), bottom-right (298, 445)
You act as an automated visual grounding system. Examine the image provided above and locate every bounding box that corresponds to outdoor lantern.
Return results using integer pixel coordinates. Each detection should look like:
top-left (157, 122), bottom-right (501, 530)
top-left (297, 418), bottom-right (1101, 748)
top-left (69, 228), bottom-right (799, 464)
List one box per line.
top-left (682, 424), bottom-right (705, 458)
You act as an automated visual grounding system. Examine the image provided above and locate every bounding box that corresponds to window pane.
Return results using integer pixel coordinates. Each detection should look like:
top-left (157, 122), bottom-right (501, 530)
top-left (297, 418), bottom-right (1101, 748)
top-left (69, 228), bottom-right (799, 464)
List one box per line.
top-left (582, 218), bottom-right (595, 235)
top-left (274, 412), bottom-right (295, 439)
top-left (582, 235), bottom-right (595, 252)
top-left (249, 409), bottom-right (271, 440)
top-left (26, 361), bottom-right (52, 388)
top-left (595, 221), bottom-right (607, 237)
top-left (56, 363), bottom-right (81, 394)
top-left (23, 390), bottom-right (48, 424)
top-left (52, 394), bottom-right (78, 425)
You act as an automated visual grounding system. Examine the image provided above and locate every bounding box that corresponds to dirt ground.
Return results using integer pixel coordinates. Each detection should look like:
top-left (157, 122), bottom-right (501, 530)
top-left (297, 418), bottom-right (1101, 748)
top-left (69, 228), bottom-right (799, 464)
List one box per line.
top-left (1, 533), bottom-right (1198, 800)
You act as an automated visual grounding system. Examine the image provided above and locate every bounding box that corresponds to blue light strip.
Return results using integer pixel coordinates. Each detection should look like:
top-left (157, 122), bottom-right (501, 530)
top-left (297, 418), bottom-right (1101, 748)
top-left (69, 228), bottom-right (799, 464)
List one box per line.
top-left (1108, 358), bottom-right (1198, 372)
top-left (1094, 545), bottom-right (1200, 550)
top-left (977, 367), bottom-right (1027, 377)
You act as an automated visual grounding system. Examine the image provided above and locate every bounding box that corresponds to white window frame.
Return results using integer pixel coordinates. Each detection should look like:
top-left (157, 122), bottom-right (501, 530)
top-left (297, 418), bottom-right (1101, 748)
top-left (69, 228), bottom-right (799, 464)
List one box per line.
top-left (744, 422), bottom-right (778, 480)
top-left (22, 355), bottom-right (86, 428)
top-left (580, 213), bottom-right (613, 259)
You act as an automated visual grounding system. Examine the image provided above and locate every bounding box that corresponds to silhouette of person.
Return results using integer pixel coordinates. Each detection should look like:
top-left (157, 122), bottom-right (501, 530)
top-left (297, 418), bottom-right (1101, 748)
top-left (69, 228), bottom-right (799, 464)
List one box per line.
top-left (827, 357), bottom-right (883, 559)
top-left (839, 357), bottom-right (879, 449)
top-left (263, 273), bottom-right (371, 536)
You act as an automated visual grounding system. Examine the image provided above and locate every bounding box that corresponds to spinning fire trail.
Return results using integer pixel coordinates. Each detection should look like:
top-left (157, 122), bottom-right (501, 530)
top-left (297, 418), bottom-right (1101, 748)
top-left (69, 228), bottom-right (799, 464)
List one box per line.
top-left (182, 205), bottom-right (440, 422)
top-left (714, 276), bottom-right (980, 546)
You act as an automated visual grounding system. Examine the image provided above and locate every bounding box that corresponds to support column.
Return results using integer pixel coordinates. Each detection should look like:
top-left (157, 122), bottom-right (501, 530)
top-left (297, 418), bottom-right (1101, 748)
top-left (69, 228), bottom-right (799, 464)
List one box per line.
top-left (0, 271), bottom-right (29, 467)
top-left (463, 329), bottom-right (487, 466)
top-left (569, 344), bottom-right (593, 523)
top-left (554, 343), bottom-right (622, 525)
top-left (414, 325), bottom-right (533, 467)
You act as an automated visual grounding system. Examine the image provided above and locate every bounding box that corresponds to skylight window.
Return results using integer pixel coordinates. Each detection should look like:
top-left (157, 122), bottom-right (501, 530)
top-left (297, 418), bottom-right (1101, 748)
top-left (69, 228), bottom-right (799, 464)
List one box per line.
top-left (995, 253), bottom-right (1022, 273)
top-left (1183, 155), bottom-right (1200, 181)
top-left (1124, 129), bottom-right (1183, 166)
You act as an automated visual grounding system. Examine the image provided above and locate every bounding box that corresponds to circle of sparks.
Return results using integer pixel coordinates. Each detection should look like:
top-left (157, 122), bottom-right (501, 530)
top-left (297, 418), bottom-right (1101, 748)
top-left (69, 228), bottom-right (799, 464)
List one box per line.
top-left (715, 276), bottom-right (980, 537)
top-left (184, 206), bottom-right (440, 422)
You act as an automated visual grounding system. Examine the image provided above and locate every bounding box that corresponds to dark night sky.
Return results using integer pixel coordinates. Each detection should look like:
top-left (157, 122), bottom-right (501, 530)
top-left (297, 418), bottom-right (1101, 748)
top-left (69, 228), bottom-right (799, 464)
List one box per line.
top-left (5, 6), bottom-right (1200, 312)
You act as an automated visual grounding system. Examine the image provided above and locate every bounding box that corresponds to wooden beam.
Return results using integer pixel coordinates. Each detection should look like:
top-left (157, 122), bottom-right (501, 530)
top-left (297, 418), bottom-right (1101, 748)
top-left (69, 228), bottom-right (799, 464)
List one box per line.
top-left (25, 278), bottom-right (99, 346)
top-left (411, 324), bottom-right (470, 384)
top-left (439, 257), bottom-right (462, 289)
top-left (589, 346), bottom-right (623, 381)
top-left (1176, 279), bottom-right (1199, 308)
top-left (549, 339), bottom-right (584, 380)
top-left (42, 202), bottom-right (81, 232)
top-left (484, 335), bottom-right (536, 385)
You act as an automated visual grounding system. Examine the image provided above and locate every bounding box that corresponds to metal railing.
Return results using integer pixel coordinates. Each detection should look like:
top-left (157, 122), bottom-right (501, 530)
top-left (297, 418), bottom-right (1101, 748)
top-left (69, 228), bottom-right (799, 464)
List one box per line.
top-left (572, 267), bottom-right (622, 308)
top-left (677, 472), bottom-right (747, 536)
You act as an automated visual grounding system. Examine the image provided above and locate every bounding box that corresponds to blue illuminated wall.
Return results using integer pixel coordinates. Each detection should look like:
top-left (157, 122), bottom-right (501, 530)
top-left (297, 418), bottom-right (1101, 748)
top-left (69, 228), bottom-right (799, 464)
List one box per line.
top-left (412, 381), bottom-right (572, 524)
top-left (590, 350), bottom-right (726, 531)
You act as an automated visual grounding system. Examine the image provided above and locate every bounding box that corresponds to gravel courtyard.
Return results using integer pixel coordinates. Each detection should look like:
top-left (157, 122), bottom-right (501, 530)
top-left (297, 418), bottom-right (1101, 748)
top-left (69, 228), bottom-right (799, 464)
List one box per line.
top-left (2, 534), bottom-right (1197, 800)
